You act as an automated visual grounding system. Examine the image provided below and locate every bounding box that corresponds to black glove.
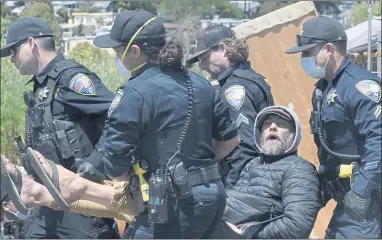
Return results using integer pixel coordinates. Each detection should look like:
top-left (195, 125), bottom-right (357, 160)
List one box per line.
top-left (76, 161), bottom-right (105, 183)
top-left (344, 190), bottom-right (371, 221)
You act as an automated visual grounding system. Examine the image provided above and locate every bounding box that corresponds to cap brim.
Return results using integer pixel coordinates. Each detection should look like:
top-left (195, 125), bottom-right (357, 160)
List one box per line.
top-left (285, 43), bottom-right (319, 54)
top-left (93, 34), bottom-right (122, 48)
top-left (1, 41), bottom-right (18, 58)
top-left (186, 48), bottom-right (210, 64)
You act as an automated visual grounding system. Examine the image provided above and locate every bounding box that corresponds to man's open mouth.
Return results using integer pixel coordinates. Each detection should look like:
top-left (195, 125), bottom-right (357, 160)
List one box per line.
top-left (267, 135), bottom-right (280, 141)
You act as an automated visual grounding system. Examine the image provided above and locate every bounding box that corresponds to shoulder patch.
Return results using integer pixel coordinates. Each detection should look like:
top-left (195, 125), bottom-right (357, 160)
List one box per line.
top-left (355, 80), bottom-right (381, 103)
top-left (69, 73), bottom-right (96, 96)
top-left (108, 89), bottom-right (124, 117)
top-left (224, 85), bottom-right (245, 110)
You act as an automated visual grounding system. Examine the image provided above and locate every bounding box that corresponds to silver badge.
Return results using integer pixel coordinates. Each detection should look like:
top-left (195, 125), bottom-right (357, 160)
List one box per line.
top-left (38, 87), bottom-right (49, 101)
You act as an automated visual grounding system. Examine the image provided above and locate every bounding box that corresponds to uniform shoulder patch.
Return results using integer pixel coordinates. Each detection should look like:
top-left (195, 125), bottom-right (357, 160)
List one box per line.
top-left (355, 80), bottom-right (381, 103)
top-left (69, 73), bottom-right (96, 96)
top-left (224, 85), bottom-right (245, 110)
top-left (108, 89), bottom-right (124, 117)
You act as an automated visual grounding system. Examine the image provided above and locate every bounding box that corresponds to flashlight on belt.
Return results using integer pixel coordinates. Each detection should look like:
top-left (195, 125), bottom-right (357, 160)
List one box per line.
top-left (132, 159), bottom-right (149, 202)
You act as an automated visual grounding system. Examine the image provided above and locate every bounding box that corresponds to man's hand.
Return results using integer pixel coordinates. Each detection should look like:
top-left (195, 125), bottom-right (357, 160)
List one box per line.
top-left (76, 161), bottom-right (105, 183)
top-left (344, 190), bottom-right (371, 221)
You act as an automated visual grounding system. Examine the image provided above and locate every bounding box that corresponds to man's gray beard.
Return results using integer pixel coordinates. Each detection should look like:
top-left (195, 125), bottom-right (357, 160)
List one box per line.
top-left (260, 132), bottom-right (294, 156)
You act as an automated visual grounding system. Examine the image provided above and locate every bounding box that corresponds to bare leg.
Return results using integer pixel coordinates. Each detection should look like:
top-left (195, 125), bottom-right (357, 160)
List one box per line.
top-left (4, 155), bottom-right (135, 221)
top-left (33, 151), bottom-right (116, 208)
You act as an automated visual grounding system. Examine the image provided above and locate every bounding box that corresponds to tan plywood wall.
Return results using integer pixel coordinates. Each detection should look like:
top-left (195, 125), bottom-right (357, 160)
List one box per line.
top-left (233, 2), bottom-right (335, 238)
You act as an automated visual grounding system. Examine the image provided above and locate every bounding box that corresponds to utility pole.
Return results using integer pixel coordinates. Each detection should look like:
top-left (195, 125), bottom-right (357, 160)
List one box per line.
top-left (367, 1), bottom-right (372, 71)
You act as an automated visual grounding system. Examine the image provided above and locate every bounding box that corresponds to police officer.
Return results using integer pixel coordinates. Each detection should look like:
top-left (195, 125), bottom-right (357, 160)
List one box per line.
top-left (0, 17), bottom-right (118, 238)
top-left (93, 10), bottom-right (240, 238)
top-left (186, 25), bottom-right (275, 189)
top-left (286, 16), bottom-right (381, 239)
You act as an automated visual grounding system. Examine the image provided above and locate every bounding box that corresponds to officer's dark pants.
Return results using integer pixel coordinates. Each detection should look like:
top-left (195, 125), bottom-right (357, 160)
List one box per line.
top-left (24, 207), bottom-right (118, 239)
top-left (325, 195), bottom-right (381, 239)
top-left (131, 180), bottom-right (226, 239)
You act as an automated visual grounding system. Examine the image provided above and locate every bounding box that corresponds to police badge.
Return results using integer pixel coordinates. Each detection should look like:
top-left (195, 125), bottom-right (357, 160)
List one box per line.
top-left (69, 73), bottom-right (96, 96)
top-left (224, 85), bottom-right (245, 110)
top-left (355, 80), bottom-right (381, 103)
top-left (108, 89), bottom-right (124, 117)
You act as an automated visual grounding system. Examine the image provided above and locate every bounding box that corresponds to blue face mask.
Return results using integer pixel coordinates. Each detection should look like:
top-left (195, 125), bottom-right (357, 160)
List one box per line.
top-left (114, 56), bottom-right (131, 79)
top-left (300, 47), bottom-right (330, 79)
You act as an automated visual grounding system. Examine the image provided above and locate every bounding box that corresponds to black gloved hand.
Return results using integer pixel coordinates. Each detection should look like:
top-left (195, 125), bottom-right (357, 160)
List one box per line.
top-left (76, 161), bottom-right (105, 183)
top-left (344, 190), bottom-right (371, 221)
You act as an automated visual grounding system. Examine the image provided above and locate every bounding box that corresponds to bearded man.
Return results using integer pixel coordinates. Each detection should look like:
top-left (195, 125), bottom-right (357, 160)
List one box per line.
top-left (217, 105), bottom-right (322, 239)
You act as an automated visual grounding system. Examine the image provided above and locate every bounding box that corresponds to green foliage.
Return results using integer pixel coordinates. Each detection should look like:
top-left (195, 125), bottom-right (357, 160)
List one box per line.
top-left (1, 2), bottom-right (10, 18)
top-left (57, 7), bottom-right (69, 23)
top-left (21, 2), bottom-right (62, 49)
top-left (0, 54), bottom-right (30, 162)
top-left (256, 1), bottom-right (294, 18)
top-left (68, 42), bottom-right (125, 92)
top-left (349, 2), bottom-right (381, 26)
top-left (313, 1), bottom-right (341, 16)
top-left (159, 0), bottom-right (244, 21)
top-left (115, 1), bottom-right (157, 14)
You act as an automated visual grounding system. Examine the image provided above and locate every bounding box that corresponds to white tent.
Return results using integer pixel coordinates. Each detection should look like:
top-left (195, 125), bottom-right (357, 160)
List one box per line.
top-left (346, 18), bottom-right (381, 54)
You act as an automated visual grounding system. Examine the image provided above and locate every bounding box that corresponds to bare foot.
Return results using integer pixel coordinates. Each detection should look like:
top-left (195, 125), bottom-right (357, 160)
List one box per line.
top-left (19, 175), bottom-right (54, 207)
top-left (1, 155), bottom-right (53, 208)
top-left (33, 151), bottom-right (88, 204)
top-left (1, 154), bottom-right (20, 181)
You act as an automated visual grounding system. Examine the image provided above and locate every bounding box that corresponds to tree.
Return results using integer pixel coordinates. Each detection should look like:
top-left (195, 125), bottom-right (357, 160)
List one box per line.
top-left (21, 2), bottom-right (62, 48)
top-left (159, 0), bottom-right (244, 21)
top-left (57, 7), bottom-right (69, 23)
top-left (68, 42), bottom-right (125, 92)
top-left (77, 23), bottom-right (85, 36)
top-left (256, 1), bottom-right (295, 18)
top-left (1, 2), bottom-right (10, 18)
top-left (349, 2), bottom-right (381, 26)
top-left (114, 1), bottom-right (157, 14)
top-left (313, 1), bottom-right (341, 16)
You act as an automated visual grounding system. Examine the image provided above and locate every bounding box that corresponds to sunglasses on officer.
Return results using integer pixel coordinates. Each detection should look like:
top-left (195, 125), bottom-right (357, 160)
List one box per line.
top-left (10, 40), bottom-right (28, 58)
top-left (296, 34), bottom-right (346, 47)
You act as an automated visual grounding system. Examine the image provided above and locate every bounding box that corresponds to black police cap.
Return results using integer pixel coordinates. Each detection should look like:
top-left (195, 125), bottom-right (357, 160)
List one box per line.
top-left (93, 10), bottom-right (166, 49)
top-left (1, 17), bottom-right (53, 58)
top-left (186, 25), bottom-right (236, 64)
top-left (285, 16), bottom-right (347, 54)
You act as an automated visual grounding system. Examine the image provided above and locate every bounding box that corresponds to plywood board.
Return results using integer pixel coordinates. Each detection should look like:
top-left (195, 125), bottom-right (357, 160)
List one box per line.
top-left (233, 2), bottom-right (335, 238)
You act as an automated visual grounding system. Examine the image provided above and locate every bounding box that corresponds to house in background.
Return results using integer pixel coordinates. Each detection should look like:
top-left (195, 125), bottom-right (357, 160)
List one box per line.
top-left (51, 1), bottom-right (88, 15)
top-left (72, 12), bottom-right (115, 28)
top-left (91, 1), bottom-right (117, 13)
top-left (200, 15), bottom-right (250, 29)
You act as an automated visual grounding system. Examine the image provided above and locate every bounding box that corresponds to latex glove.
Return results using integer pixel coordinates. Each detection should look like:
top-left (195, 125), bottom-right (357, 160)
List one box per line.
top-left (344, 190), bottom-right (371, 221)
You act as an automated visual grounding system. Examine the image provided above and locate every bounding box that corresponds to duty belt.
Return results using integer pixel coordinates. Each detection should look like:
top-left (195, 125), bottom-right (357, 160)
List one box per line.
top-left (187, 163), bottom-right (221, 187)
top-left (326, 177), bottom-right (351, 204)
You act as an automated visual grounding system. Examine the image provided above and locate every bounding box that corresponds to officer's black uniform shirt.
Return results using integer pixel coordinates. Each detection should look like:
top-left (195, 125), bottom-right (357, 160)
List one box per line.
top-left (28, 53), bottom-right (114, 166)
top-left (29, 53), bottom-right (114, 120)
top-left (100, 65), bottom-right (238, 177)
top-left (314, 56), bottom-right (381, 198)
top-left (218, 61), bottom-right (274, 189)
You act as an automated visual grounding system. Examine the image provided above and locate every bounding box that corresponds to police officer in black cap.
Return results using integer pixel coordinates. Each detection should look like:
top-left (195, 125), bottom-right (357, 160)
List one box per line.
top-left (1, 17), bottom-right (118, 238)
top-left (186, 25), bottom-right (275, 189)
top-left (286, 16), bottom-right (381, 239)
top-left (93, 10), bottom-right (240, 238)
